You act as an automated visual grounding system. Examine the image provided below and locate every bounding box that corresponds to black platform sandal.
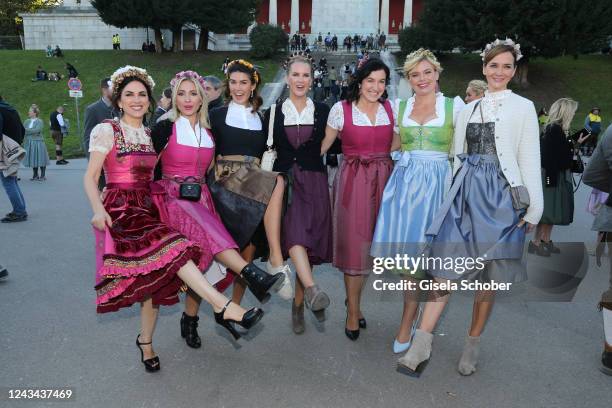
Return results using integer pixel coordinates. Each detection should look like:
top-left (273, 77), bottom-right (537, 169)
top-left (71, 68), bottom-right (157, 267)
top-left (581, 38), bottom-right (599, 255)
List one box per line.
top-left (214, 300), bottom-right (264, 340)
top-left (136, 334), bottom-right (160, 372)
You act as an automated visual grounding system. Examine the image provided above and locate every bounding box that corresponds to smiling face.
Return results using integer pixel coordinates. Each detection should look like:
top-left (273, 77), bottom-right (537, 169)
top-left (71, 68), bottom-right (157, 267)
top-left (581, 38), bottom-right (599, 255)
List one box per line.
top-left (117, 80), bottom-right (150, 120)
top-left (407, 60), bottom-right (439, 97)
top-left (175, 79), bottom-right (202, 119)
top-left (359, 69), bottom-right (387, 103)
top-left (228, 71), bottom-right (255, 106)
top-left (286, 61), bottom-right (312, 98)
top-left (483, 51), bottom-right (516, 92)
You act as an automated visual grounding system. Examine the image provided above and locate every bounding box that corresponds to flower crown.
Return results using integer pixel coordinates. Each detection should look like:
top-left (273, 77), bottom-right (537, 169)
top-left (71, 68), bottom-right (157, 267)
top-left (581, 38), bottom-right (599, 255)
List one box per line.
top-left (480, 38), bottom-right (523, 62)
top-left (405, 48), bottom-right (440, 67)
top-left (226, 59), bottom-right (260, 85)
top-left (110, 65), bottom-right (155, 97)
top-left (170, 70), bottom-right (206, 90)
top-left (283, 52), bottom-right (315, 71)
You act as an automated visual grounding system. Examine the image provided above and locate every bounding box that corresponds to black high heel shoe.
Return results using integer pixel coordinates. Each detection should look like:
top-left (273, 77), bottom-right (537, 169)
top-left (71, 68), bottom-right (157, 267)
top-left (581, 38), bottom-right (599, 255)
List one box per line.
top-left (214, 300), bottom-right (264, 340)
top-left (345, 298), bottom-right (366, 329)
top-left (345, 313), bottom-right (360, 341)
top-left (136, 334), bottom-right (160, 372)
top-left (240, 263), bottom-right (285, 303)
top-left (180, 313), bottom-right (201, 349)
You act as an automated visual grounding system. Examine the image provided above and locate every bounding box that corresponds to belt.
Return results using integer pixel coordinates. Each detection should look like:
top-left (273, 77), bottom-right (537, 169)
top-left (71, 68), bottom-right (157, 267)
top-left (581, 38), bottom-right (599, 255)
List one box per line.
top-left (217, 155), bottom-right (261, 165)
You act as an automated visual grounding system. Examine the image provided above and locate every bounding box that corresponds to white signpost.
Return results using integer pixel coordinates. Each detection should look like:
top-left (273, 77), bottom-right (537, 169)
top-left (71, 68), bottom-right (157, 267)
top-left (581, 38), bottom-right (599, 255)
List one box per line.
top-left (67, 78), bottom-right (83, 140)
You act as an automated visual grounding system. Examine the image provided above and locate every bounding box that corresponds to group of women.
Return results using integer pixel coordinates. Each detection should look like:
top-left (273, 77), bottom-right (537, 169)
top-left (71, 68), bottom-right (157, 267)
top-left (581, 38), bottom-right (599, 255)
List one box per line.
top-left (85, 38), bottom-right (543, 378)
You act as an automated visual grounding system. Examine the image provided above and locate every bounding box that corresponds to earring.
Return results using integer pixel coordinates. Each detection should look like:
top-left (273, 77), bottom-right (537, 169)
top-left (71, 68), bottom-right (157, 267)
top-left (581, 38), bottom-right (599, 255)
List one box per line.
top-left (251, 90), bottom-right (254, 98)
top-left (119, 107), bottom-right (124, 114)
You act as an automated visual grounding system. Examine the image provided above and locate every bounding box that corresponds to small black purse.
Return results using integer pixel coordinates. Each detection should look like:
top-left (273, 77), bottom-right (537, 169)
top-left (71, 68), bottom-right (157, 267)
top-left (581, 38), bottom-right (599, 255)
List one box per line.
top-left (179, 176), bottom-right (202, 201)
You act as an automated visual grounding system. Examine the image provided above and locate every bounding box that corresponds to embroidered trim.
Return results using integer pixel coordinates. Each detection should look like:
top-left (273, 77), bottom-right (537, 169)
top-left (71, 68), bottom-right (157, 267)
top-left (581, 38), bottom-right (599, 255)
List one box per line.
top-left (104, 119), bottom-right (155, 157)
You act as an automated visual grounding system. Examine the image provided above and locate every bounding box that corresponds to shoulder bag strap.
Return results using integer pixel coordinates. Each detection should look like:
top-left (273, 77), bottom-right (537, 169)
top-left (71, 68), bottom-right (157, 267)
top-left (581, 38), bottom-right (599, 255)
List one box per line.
top-left (267, 103), bottom-right (276, 148)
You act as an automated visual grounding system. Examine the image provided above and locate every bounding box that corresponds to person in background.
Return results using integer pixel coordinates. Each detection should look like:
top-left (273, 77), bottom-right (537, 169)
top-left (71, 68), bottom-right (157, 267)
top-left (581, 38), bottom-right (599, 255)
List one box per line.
top-left (53, 45), bottom-right (63, 57)
top-left (65, 63), bottom-right (78, 78)
top-left (530, 98), bottom-right (588, 256)
top-left (23, 104), bottom-right (49, 181)
top-left (203, 75), bottom-right (224, 111)
top-left (583, 123), bottom-right (612, 376)
top-left (50, 106), bottom-right (68, 165)
top-left (150, 87), bottom-right (172, 125)
top-left (464, 79), bottom-right (487, 103)
top-left (584, 107), bottom-right (602, 156)
top-left (0, 95), bottom-right (27, 223)
top-left (34, 66), bottom-right (47, 81)
top-left (538, 107), bottom-right (549, 132)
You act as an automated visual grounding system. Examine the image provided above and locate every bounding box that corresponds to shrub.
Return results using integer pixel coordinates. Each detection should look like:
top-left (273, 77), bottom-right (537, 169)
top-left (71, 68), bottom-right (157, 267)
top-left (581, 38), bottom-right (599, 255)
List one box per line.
top-left (249, 24), bottom-right (288, 59)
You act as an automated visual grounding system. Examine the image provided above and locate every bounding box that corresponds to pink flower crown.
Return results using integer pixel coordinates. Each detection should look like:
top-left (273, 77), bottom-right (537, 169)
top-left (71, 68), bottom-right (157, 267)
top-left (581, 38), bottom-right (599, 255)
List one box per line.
top-left (170, 70), bottom-right (206, 90)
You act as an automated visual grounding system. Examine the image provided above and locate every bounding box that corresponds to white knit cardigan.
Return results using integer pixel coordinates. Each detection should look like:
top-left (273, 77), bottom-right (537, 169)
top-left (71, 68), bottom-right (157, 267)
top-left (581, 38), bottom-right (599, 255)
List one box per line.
top-left (452, 92), bottom-right (543, 225)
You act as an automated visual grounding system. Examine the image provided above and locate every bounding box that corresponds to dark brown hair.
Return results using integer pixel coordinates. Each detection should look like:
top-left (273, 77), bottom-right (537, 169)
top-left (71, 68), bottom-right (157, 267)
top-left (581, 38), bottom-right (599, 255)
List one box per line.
top-left (111, 76), bottom-right (155, 115)
top-left (346, 58), bottom-right (390, 103)
top-left (483, 45), bottom-right (518, 66)
top-left (223, 62), bottom-right (262, 112)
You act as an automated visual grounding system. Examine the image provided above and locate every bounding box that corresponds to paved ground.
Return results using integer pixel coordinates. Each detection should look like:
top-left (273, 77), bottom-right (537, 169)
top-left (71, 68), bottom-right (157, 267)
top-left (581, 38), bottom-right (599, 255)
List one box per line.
top-left (0, 159), bottom-right (610, 408)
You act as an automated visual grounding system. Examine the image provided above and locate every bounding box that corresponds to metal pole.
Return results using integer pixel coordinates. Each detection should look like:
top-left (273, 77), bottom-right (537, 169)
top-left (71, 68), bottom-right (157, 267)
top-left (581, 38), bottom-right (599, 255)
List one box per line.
top-left (75, 96), bottom-right (81, 141)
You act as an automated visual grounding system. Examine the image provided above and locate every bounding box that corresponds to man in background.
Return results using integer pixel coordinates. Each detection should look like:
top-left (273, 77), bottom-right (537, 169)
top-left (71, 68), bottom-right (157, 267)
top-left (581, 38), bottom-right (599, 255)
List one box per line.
top-left (50, 106), bottom-right (68, 165)
top-left (83, 78), bottom-right (114, 189)
top-left (203, 76), bottom-right (224, 111)
top-left (151, 87), bottom-right (172, 125)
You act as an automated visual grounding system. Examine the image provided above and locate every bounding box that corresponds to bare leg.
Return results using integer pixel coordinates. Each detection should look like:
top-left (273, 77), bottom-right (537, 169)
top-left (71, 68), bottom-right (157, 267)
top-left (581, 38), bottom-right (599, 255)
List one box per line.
top-left (232, 244), bottom-right (255, 304)
top-left (396, 278), bottom-right (421, 343)
top-left (139, 298), bottom-right (160, 361)
top-left (289, 245), bottom-right (315, 288)
top-left (215, 249), bottom-right (248, 273)
top-left (264, 175), bottom-right (285, 267)
top-left (344, 274), bottom-right (365, 330)
top-left (184, 290), bottom-right (201, 317)
top-left (177, 260), bottom-right (248, 322)
top-left (468, 290), bottom-right (496, 337)
top-left (418, 280), bottom-right (451, 333)
top-left (294, 277), bottom-right (305, 306)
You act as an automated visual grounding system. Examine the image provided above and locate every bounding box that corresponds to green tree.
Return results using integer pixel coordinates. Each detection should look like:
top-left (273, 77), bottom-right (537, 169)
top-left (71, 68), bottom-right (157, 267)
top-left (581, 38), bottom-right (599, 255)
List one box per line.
top-left (191, 0), bottom-right (259, 51)
top-left (92, 0), bottom-right (191, 53)
top-left (0, 0), bottom-right (60, 35)
top-left (249, 24), bottom-right (288, 59)
top-left (400, 0), bottom-right (611, 86)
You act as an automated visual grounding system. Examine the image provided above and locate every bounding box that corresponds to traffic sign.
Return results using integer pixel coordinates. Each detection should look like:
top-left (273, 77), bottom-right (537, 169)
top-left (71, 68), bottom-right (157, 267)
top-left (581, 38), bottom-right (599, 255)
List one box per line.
top-left (69, 90), bottom-right (83, 98)
top-left (67, 78), bottom-right (82, 91)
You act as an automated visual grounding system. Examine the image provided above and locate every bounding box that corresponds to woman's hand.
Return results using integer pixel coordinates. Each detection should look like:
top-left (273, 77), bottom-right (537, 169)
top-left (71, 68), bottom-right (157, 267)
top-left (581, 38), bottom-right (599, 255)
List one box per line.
top-left (577, 132), bottom-right (590, 145)
top-left (91, 209), bottom-right (112, 231)
top-left (517, 219), bottom-right (536, 233)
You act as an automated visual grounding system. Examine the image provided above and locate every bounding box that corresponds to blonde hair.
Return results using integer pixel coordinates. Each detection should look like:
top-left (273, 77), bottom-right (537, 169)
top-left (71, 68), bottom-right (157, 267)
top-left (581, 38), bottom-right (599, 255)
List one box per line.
top-left (29, 104), bottom-right (40, 116)
top-left (547, 98), bottom-right (578, 131)
top-left (167, 76), bottom-right (210, 129)
top-left (466, 80), bottom-right (487, 97)
top-left (403, 48), bottom-right (443, 77)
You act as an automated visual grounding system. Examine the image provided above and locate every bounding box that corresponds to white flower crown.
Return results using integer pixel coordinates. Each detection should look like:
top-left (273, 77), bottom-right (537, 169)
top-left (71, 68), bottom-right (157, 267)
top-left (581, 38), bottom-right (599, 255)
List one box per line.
top-left (480, 38), bottom-right (523, 62)
top-left (110, 65), bottom-right (156, 96)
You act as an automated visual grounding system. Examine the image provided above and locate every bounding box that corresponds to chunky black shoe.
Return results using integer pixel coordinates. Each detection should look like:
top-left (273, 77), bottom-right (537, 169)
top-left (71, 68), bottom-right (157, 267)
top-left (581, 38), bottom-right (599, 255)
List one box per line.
top-left (602, 350), bottom-right (612, 376)
top-left (180, 313), bottom-right (201, 349)
top-left (240, 263), bottom-right (285, 303)
top-left (0, 265), bottom-right (8, 280)
top-left (136, 335), bottom-right (160, 372)
top-left (1, 213), bottom-right (27, 223)
top-left (214, 300), bottom-right (264, 340)
top-left (542, 240), bottom-right (561, 254)
top-left (528, 240), bottom-right (550, 257)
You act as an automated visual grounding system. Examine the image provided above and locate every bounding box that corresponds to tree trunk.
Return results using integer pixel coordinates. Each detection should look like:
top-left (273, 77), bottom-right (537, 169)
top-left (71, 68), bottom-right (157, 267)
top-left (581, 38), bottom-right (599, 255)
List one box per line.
top-left (172, 27), bottom-right (182, 52)
top-left (197, 27), bottom-right (209, 52)
top-left (154, 28), bottom-right (163, 53)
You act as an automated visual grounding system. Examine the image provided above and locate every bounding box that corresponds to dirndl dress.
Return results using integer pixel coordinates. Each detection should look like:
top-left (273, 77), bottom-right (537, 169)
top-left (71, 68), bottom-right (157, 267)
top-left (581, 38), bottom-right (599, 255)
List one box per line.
top-left (425, 120), bottom-right (527, 283)
top-left (92, 120), bottom-right (201, 313)
top-left (23, 118), bottom-right (49, 168)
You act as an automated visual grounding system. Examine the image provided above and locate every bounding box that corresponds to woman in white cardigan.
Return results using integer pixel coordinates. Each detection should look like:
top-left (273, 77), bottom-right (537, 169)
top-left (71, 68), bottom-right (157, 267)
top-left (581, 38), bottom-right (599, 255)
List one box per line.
top-left (397, 39), bottom-right (543, 377)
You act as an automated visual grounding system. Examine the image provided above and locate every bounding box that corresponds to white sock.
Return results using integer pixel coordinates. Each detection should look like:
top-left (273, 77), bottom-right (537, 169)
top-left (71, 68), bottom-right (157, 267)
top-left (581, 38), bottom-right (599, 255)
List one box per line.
top-left (604, 308), bottom-right (612, 346)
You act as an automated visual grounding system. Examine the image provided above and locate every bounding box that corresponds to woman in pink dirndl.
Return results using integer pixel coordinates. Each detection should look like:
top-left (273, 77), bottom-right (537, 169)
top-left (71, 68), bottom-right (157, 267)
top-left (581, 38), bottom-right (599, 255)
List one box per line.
top-left (150, 71), bottom-right (284, 348)
top-left (84, 66), bottom-right (264, 373)
top-left (322, 58), bottom-right (396, 341)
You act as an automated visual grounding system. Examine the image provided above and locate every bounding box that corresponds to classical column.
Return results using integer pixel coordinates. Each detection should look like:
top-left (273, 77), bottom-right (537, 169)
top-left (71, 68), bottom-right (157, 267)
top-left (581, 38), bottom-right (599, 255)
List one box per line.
top-left (380, 0), bottom-right (390, 34)
top-left (291, 0), bottom-right (300, 34)
top-left (269, 0), bottom-right (278, 25)
top-left (403, 0), bottom-right (413, 27)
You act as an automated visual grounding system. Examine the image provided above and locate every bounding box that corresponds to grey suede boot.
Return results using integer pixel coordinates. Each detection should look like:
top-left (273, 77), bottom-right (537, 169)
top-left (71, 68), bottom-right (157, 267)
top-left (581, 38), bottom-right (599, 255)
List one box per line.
top-left (397, 329), bottom-right (433, 377)
top-left (458, 335), bottom-right (481, 376)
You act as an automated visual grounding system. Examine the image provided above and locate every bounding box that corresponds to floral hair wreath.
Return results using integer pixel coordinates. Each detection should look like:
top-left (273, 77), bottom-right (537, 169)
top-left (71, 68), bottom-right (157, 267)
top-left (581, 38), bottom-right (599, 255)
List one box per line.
top-left (405, 48), bottom-right (440, 66)
top-left (170, 70), bottom-right (206, 90)
top-left (110, 65), bottom-right (155, 97)
top-left (480, 38), bottom-right (523, 62)
top-left (226, 59), bottom-right (260, 86)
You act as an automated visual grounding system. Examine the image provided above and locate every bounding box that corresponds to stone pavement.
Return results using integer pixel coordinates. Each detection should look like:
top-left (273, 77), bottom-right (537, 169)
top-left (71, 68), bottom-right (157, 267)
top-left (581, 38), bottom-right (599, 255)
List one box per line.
top-left (0, 159), bottom-right (609, 408)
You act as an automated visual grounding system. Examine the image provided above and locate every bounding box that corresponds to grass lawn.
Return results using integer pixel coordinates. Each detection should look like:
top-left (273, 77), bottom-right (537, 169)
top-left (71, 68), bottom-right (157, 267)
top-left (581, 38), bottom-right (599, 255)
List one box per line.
top-left (0, 50), bottom-right (281, 159)
top-left (412, 53), bottom-right (611, 131)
